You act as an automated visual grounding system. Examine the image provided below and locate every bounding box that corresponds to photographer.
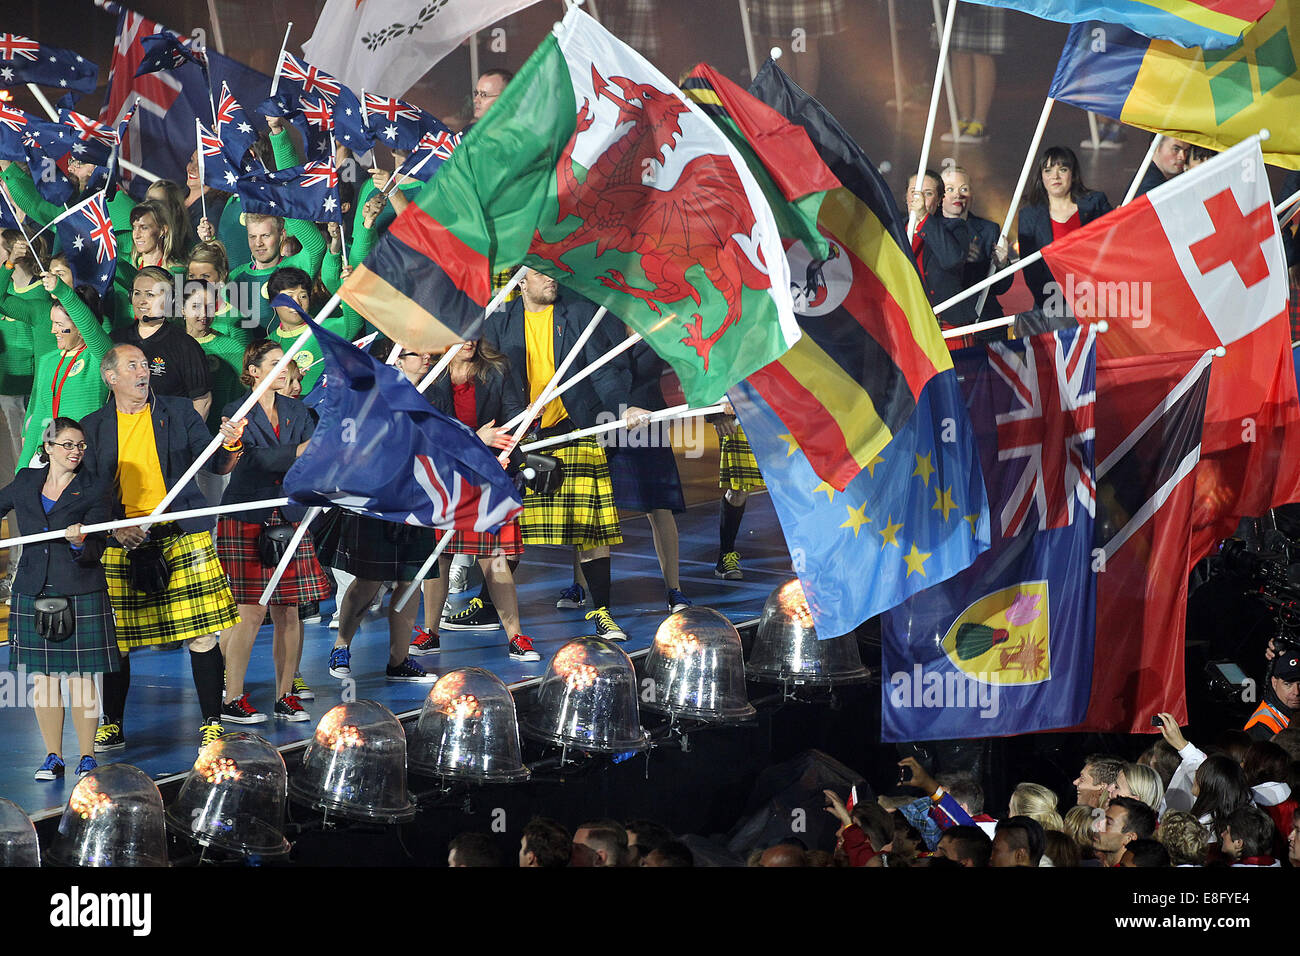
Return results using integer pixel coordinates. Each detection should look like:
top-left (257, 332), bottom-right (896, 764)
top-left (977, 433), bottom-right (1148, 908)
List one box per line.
top-left (1245, 644), bottom-right (1300, 739)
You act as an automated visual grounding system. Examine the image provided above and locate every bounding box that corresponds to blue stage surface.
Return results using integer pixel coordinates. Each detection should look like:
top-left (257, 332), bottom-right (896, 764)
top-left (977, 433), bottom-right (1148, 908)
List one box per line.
top-left (0, 493), bottom-right (789, 822)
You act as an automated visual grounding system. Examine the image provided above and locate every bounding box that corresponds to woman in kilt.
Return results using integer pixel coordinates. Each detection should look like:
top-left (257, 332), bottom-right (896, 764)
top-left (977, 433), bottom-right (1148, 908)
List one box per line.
top-left (714, 403), bottom-right (766, 581)
top-left (215, 341), bottom-right (330, 725)
top-left (0, 418), bottom-right (118, 780)
top-left (420, 338), bottom-right (540, 663)
top-left (313, 342), bottom-right (440, 686)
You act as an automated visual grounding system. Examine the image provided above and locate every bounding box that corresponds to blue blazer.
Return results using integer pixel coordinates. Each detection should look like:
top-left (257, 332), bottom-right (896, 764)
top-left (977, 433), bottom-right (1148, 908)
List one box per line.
top-left (915, 213), bottom-right (1013, 325)
top-left (1017, 190), bottom-right (1113, 308)
top-left (217, 393), bottom-right (316, 524)
top-left (79, 392), bottom-right (220, 535)
top-left (482, 293), bottom-right (632, 431)
top-left (0, 467), bottom-right (111, 595)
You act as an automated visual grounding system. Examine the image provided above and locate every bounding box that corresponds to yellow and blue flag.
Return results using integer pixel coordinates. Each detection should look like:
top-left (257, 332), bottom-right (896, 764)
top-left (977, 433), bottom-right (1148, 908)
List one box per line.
top-left (1049, 1), bottom-right (1300, 168)
top-left (966, 0), bottom-right (1273, 50)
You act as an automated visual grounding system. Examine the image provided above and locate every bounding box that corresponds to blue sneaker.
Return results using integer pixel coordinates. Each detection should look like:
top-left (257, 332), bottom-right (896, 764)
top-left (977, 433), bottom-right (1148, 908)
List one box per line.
top-left (328, 645), bottom-right (352, 678)
top-left (34, 753), bottom-right (65, 781)
top-left (556, 583), bottom-right (587, 609)
top-left (74, 755), bottom-right (97, 777)
top-left (667, 589), bottom-right (693, 613)
top-left (385, 657), bottom-right (437, 683)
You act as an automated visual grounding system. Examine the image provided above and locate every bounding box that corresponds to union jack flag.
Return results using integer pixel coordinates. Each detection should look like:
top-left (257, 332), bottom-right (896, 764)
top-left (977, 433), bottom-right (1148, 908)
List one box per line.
top-left (363, 93), bottom-right (421, 124)
top-left (300, 158), bottom-right (338, 190)
top-left (0, 34), bottom-right (40, 61)
top-left (988, 325), bottom-right (1096, 537)
top-left (301, 97), bottom-right (334, 132)
top-left (278, 52), bottom-right (342, 103)
top-left (395, 125), bottom-right (460, 183)
top-left (0, 103), bottom-right (27, 134)
top-left (195, 121), bottom-right (244, 189)
top-left (422, 129), bottom-right (458, 159)
top-left (84, 194), bottom-right (116, 263)
top-left (61, 110), bottom-right (117, 147)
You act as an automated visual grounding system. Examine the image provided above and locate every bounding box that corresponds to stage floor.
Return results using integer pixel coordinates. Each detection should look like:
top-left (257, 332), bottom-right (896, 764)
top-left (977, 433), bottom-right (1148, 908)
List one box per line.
top-left (0, 493), bottom-right (789, 822)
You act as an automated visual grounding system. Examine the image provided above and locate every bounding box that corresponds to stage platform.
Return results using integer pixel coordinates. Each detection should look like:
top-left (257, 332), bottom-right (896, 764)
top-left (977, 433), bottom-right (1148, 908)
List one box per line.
top-left (0, 493), bottom-right (790, 823)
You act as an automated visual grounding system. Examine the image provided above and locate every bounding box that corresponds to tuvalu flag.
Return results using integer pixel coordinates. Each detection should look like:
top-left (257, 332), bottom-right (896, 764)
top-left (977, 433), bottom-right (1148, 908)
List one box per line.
top-left (341, 6), bottom-right (800, 408)
top-left (1049, 1), bottom-right (1300, 168)
top-left (746, 60), bottom-right (958, 492)
top-left (964, 0), bottom-right (1273, 50)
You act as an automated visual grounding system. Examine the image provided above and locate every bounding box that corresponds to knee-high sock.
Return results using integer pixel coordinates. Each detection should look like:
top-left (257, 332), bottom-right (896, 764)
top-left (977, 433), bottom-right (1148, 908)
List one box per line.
top-left (190, 645), bottom-right (226, 724)
top-left (582, 556), bottom-right (611, 612)
top-left (719, 499), bottom-right (746, 557)
top-left (101, 655), bottom-right (130, 726)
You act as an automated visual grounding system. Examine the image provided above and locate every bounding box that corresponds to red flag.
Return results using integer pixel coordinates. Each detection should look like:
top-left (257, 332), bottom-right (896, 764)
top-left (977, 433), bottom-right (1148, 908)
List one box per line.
top-left (1069, 350), bottom-right (1212, 733)
top-left (1042, 137), bottom-right (1300, 561)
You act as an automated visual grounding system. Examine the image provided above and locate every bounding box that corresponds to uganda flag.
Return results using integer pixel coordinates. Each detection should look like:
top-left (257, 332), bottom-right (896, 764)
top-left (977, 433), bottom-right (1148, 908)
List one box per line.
top-left (1049, 0), bottom-right (1300, 168)
top-left (746, 61), bottom-right (956, 491)
top-left (339, 6), bottom-right (799, 407)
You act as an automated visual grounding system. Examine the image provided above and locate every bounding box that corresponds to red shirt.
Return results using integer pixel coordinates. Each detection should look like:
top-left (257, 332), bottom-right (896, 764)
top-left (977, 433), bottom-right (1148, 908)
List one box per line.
top-left (1050, 210), bottom-right (1081, 243)
top-left (911, 217), bottom-right (927, 281)
top-left (452, 380), bottom-right (477, 428)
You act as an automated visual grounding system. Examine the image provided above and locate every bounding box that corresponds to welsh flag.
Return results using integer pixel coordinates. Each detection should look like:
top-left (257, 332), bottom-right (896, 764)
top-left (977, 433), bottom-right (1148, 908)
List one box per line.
top-left (341, 6), bottom-right (800, 406)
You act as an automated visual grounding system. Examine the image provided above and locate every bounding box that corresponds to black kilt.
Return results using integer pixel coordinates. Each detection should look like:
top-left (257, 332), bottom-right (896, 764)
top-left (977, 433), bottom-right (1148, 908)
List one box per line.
top-left (315, 509), bottom-right (439, 581)
top-left (607, 443), bottom-right (685, 514)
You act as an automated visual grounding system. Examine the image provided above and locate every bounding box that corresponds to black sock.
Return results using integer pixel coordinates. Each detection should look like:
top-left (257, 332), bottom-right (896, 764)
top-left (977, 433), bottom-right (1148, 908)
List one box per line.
top-left (719, 499), bottom-right (746, 558)
top-left (190, 644), bottom-right (226, 724)
top-left (583, 556), bottom-right (611, 611)
top-left (102, 655), bottom-right (130, 726)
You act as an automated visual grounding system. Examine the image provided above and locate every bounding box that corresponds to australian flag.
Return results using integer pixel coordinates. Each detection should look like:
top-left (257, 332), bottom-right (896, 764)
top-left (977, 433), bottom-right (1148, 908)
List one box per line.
top-left (395, 127), bottom-right (460, 183)
top-left (262, 51), bottom-right (353, 158)
top-left (235, 152), bottom-right (342, 222)
top-left (0, 34), bottom-right (97, 93)
top-left (363, 92), bottom-right (439, 151)
top-left (21, 123), bottom-right (77, 204)
top-left (881, 327), bottom-right (1098, 741)
top-left (51, 190), bottom-right (118, 295)
top-left (134, 32), bottom-right (206, 76)
top-left (281, 303), bottom-right (522, 534)
top-left (0, 104), bottom-right (68, 163)
top-left (211, 81), bottom-right (259, 165)
top-left (58, 109), bottom-right (117, 166)
top-left (196, 121), bottom-right (246, 191)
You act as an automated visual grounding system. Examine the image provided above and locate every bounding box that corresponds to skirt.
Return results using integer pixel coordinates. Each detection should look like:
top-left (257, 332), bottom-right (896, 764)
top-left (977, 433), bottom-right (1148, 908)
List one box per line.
top-left (315, 509), bottom-right (439, 581)
top-left (8, 589), bottom-right (122, 674)
top-left (720, 429), bottom-right (766, 492)
top-left (940, 6), bottom-right (1008, 55)
top-left (435, 517), bottom-right (524, 559)
top-left (103, 532), bottom-right (241, 651)
top-left (520, 436), bottom-right (623, 549)
top-left (217, 513), bottom-right (331, 606)
top-left (748, 0), bottom-right (845, 38)
top-left (607, 443), bottom-right (686, 514)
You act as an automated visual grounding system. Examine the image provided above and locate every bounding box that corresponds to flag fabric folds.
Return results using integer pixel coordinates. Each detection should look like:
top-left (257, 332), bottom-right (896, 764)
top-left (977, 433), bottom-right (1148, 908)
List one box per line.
top-left (881, 327), bottom-right (1098, 741)
top-left (134, 32), bottom-right (206, 76)
top-left (1039, 137), bottom-right (1300, 558)
top-left (58, 109), bottom-right (117, 166)
top-left (341, 7), bottom-right (799, 407)
top-left (282, 307), bottom-right (523, 534)
top-left (1049, 2), bottom-right (1300, 169)
top-left (51, 191), bottom-right (119, 296)
top-left (234, 152), bottom-right (342, 223)
top-left (0, 106), bottom-right (69, 163)
top-left (394, 128), bottom-right (461, 183)
top-left (212, 81), bottom-right (260, 165)
top-left (0, 34), bottom-right (98, 93)
top-left (964, 0), bottom-right (1273, 49)
top-left (363, 92), bottom-right (439, 151)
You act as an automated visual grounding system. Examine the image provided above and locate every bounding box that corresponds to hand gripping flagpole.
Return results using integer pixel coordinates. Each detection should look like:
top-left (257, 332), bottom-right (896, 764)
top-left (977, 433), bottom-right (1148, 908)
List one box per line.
top-left (909, 0), bottom-right (958, 241)
top-left (0, 185), bottom-right (48, 276)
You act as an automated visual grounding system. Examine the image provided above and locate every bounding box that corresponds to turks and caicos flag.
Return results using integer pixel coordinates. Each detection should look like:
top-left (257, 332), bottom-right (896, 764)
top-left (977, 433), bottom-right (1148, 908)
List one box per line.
top-left (1041, 135), bottom-right (1300, 559)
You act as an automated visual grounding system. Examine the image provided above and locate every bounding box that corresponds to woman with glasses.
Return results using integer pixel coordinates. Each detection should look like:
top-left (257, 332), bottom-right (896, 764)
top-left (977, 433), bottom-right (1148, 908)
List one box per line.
top-left (0, 417), bottom-right (118, 781)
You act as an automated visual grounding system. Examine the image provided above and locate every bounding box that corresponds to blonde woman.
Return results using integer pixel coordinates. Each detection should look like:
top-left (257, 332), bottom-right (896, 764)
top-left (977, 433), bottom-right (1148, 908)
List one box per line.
top-left (1008, 782), bottom-right (1064, 832)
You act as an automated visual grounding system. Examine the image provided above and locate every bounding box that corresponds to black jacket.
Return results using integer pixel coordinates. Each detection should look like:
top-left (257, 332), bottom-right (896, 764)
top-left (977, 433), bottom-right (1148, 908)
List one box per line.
top-left (216, 393), bottom-right (316, 524)
top-left (0, 467), bottom-right (111, 595)
top-left (426, 362), bottom-right (527, 429)
top-left (482, 293), bottom-right (632, 430)
top-left (626, 340), bottom-right (670, 412)
top-left (915, 213), bottom-right (1014, 325)
top-left (1135, 163), bottom-right (1171, 198)
top-left (80, 392), bottom-right (221, 535)
top-left (1017, 190), bottom-right (1114, 308)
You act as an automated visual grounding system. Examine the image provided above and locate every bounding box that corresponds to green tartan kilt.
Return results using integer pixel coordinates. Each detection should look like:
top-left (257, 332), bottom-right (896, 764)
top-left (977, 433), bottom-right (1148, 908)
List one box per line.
top-left (8, 589), bottom-right (123, 674)
top-left (719, 429), bottom-right (765, 492)
top-left (520, 436), bottom-right (623, 549)
top-left (103, 531), bottom-right (240, 651)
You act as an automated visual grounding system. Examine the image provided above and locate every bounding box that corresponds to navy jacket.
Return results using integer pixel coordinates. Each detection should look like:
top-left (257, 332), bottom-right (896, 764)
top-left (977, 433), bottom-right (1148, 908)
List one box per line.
top-left (79, 392), bottom-right (220, 535)
top-left (915, 213), bottom-right (1013, 325)
top-left (0, 467), bottom-right (111, 595)
top-left (1135, 163), bottom-right (1171, 198)
top-left (625, 340), bottom-right (670, 412)
top-left (482, 293), bottom-right (632, 430)
top-left (216, 393), bottom-right (315, 524)
top-left (1017, 190), bottom-right (1114, 308)
top-left (426, 363), bottom-right (527, 429)
top-left (1281, 169), bottom-right (1299, 269)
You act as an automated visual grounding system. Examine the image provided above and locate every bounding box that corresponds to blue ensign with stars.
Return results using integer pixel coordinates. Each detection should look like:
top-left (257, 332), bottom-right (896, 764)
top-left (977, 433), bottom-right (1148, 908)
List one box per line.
top-left (0, 34), bottom-right (97, 93)
top-left (730, 364), bottom-right (990, 641)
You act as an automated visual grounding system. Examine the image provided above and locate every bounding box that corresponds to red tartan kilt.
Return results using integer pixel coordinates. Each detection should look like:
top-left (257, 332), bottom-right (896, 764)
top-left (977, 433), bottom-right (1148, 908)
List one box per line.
top-left (217, 516), bottom-right (331, 606)
top-left (434, 517), bottom-right (523, 559)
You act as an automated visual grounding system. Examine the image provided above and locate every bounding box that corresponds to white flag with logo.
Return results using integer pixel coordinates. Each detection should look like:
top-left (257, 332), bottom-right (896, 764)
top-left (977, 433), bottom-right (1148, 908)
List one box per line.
top-left (301, 0), bottom-right (542, 99)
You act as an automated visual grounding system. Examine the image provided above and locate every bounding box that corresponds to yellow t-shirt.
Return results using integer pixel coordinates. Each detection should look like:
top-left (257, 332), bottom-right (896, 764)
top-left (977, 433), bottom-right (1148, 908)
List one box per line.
top-left (524, 305), bottom-right (568, 429)
top-left (116, 408), bottom-right (167, 518)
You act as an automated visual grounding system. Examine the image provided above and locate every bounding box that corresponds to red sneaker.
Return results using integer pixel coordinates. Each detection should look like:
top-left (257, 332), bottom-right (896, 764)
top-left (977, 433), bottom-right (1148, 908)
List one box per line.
top-left (509, 634), bottom-right (541, 662)
top-left (410, 626), bottom-right (441, 656)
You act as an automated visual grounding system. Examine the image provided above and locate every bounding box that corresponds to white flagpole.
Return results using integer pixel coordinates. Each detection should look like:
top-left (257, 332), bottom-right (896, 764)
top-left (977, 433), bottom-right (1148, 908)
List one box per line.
top-left (206, 0), bottom-right (227, 53)
top-left (268, 22), bottom-right (293, 98)
top-left (522, 404), bottom-right (726, 454)
top-left (909, 0), bottom-right (958, 240)
top-left (0, 185), bottom-right (47, 275)
top-left (974, 96), bottom-right (1054, 316)
top-left (469, 32), bottom-right (479, 91)
top-left (0, 496), bottom-right (291, 551)
top-left (25, 83), bottom-right (59, 122)
top-left (737, 0), bottom-right (759, 80)
top-left (935, 251), bottom-right (1042, 315)
top-left (929, 0), bottom-right (961, 147)
top-left (392, 529), bottom-right (455, 613)
top-left (942, 316), bottom-right (1015, 339)
top-left (415, 267), bottom-right (527, 392)
top-left (256, 505), bottom-right (321, 606)
top-left (887, 0), bottom-right (906, 114)
top-left (1122, 134), bottom-right (1162, 206)
top-left (195, 118), bottom-right (208, 225)
top-left (329, 132), bottom-right (347, 265)
top-left (1085, 112), bottom-right (1101, 150)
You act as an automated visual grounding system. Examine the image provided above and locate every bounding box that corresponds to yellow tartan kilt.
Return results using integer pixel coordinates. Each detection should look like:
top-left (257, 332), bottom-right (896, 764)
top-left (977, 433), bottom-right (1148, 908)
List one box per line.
top-left (720, 429), bottom-right (765, 492)
top-left (103, 531), bottom-right (240, 651)
top-left (520, 436), bottom-right (623, 549)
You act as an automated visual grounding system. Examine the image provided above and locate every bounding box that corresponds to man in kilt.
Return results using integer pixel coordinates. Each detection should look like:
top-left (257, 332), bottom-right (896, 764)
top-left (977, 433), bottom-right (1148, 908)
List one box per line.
top-left (713, 403), bottom-right (765, 582)
top-left (80, 345), bottom-right (242, 752)
top-left (475, 270), bottom-right (648, 640)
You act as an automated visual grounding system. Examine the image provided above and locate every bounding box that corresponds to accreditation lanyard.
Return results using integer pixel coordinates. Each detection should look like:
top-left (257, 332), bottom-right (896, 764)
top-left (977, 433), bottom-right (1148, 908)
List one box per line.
top-left (51, 346), bottom-right (85, 417)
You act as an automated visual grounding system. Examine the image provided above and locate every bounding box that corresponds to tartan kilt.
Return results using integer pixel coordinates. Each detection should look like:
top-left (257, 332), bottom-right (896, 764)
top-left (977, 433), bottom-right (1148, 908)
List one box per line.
top-left (607, 443), bottom-right (686, 514)
top-left (940, 6), bottom-right (1008, 55)
top-left (217, 514), bottom-right (331, 606)
top-left (103, 532), bottom-right (240, 651)
top-left (435, 517), bottom-right (523, 559)
top-left (8, 589), bottom-right (122, 674)
top-left (748, 0), bottom-right (844, 38)
top-left (315, 509), bottom-right (439, 581)
top-left (520, 436), bottom-right (623, 549)
top-left (719, 429), bottom-right (766, 492)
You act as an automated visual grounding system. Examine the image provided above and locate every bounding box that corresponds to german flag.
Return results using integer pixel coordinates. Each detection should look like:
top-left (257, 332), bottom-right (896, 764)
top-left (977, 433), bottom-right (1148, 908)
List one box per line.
top-left (703, 60), bottom-right (951, 491)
